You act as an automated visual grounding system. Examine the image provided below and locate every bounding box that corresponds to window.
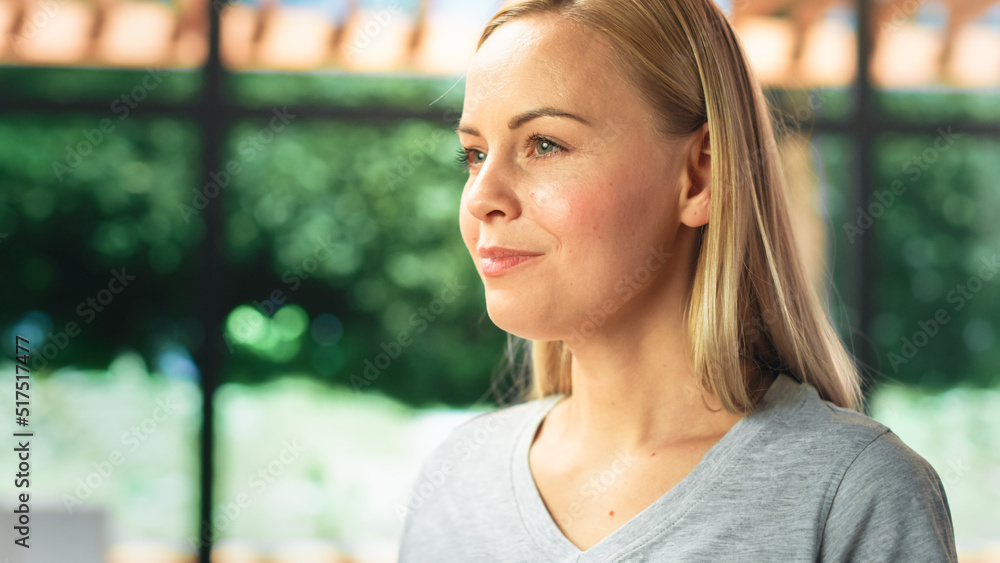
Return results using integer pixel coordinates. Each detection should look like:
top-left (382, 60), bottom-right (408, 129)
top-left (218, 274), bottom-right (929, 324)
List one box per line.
top-left (1, 0), bottom-right (997, 560)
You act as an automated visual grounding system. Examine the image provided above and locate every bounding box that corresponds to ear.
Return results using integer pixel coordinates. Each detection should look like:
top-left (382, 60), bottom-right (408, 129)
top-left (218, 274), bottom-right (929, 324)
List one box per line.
top-left (678, 121), bottom-right (711, 229)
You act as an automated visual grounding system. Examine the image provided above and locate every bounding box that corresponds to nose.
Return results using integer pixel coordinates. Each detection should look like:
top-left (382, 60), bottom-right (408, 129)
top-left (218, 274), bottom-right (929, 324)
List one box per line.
top-left (463, 157), bottom-right (522, 222)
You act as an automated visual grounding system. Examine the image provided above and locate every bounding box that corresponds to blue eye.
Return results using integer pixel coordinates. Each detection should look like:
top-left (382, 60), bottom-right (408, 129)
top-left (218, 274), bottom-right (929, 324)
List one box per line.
top-left (455, 133), bottom-right (565, 174)
top-left (455, 148), bottom-right (485, 172)
top-left (529, 134), bottom-right (561, 156)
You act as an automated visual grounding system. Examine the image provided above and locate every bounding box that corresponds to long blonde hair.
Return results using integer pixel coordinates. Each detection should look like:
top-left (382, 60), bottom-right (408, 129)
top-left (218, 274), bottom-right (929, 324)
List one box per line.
top-left (478, 0), bottom-right (863, 414)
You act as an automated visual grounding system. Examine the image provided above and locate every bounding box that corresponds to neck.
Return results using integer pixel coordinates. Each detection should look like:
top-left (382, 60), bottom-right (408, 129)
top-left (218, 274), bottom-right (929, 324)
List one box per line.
top-left (550, 244), bottom-right (773, 458)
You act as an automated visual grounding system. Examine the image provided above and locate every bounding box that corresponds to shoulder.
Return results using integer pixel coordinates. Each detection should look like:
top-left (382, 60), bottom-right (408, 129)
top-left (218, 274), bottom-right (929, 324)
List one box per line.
top-left (752, 374), bottom-right (893, 462)
top-left (765, 377), bottom-right (959, 561)
top-left (837, 429), bottom-right (944, 493)
top-left (772, 378), bottom-right (942, 484)
top-left (752, 375), bottom-right (957, 560)
top-left (744, 374), bottom-right (945, 501)
top-left (817, 430), bottom-right (958, 561)
top-left (826, 427), bottom-right (952, 521)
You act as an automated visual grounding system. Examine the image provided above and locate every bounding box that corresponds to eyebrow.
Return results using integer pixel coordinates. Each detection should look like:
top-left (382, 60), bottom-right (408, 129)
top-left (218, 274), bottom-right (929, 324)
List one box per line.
top-left (455, 107), bottom-right (593, 136)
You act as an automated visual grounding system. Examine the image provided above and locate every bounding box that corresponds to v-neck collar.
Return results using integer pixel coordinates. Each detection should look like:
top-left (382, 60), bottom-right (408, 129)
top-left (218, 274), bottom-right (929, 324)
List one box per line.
top-left (510, 372), bottom-right (804, 562)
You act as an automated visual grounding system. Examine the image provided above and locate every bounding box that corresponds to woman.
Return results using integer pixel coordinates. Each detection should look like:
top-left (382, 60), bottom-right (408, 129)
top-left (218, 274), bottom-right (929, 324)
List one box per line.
top-left (398, 0), bottom-right (957, 560)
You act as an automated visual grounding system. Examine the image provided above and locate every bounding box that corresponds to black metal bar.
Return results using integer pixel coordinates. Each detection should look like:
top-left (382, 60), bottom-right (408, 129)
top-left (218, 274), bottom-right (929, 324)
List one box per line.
top-left (806, 118), bottom-right (998, 136)
top-left (0, 98), bottom-right (451, 123)
top-left (854, 0), bottom-right (877, 411)
top-left (194, 1), bottom-right (226, 561)
top-left (1, 95), bottom-right (995, 135)
top-left (0, 100), bottom-right (199, 115)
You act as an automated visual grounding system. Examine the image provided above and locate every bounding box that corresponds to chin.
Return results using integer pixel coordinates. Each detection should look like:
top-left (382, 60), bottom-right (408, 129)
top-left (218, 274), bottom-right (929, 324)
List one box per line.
top-left (484, 292), bottom-right (562, 342)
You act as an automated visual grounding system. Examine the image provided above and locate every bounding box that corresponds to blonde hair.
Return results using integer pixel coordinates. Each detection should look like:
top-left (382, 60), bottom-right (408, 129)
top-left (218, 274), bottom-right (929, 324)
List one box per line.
top-left (478, 0), bottom-right (863, 414)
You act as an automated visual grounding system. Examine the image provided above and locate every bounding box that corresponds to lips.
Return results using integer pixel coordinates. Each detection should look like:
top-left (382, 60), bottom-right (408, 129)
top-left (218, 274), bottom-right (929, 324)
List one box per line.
top-left (481, 255), bottom-right (541, 276)
top-left (477, 246), bottom-right (542, 259)
top-left (477, 246), bottom-right (543, 277)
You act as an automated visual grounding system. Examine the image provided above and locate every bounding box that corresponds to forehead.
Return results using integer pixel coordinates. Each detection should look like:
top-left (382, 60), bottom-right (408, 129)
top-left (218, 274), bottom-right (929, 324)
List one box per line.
top-left (461, 14), bottom-right (625, 121)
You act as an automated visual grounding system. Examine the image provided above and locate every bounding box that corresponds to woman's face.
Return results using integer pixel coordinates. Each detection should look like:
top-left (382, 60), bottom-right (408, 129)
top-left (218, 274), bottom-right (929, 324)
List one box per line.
top-left (457, 14), bottom-right (702, 343)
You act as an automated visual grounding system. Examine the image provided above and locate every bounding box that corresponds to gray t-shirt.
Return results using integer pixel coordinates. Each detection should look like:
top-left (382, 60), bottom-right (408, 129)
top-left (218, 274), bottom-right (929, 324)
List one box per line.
top-left (398, 372), bottom-right (958, 562)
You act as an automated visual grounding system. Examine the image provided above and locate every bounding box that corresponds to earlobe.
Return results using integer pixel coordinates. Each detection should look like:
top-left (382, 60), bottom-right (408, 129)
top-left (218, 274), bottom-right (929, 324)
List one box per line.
top-left (688, 185), bottom-right (712, 228)
top-left (683, 184), bottom-right (710, 228)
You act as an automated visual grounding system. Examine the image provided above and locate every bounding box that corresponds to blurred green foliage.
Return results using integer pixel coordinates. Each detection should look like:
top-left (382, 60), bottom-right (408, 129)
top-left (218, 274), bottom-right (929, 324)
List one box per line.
top-left (0, 67), bottom-right (202, 105)
top-left (810, 134), bottom-right (859, 341)
top-left (0, 72), bottom-right (508, 407)
top-left (876, 90), bottom-right (1000, 123)
top-left (766, 86), bottom-right (854, 123)
top-left (218, 116), bottom-right (507, 405)
top-left (867, 133), bottom-right (1000, 389)
top-left (1, 69), bottom-right (999, 555)
top-left (227, 72), bottom-right (466, 111)
top-left (1, 73), bottom-right (998, 413)
top-left (0, 113), bottom-right (204, 373)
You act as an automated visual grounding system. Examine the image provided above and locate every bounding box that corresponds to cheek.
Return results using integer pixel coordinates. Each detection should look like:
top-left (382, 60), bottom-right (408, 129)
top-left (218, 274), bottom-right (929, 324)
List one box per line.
top-left (529, 184), bottom-right (571, 225)
top-left (551, 169), bottom-right (664, 273)
top-left (601, 166), bottom-right (667, 240)
top-left (527, 180), bottom-right (606, 243)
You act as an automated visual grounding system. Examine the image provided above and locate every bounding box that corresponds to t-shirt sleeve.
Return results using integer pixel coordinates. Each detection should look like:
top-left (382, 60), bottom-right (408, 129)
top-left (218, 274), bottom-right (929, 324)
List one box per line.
top-left (819, 430), bottom-right (958, 563)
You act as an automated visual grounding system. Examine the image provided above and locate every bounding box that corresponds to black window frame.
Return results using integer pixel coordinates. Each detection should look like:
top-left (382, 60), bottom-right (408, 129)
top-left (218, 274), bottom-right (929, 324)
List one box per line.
top-left (2, 1), bottom-right (998, 560)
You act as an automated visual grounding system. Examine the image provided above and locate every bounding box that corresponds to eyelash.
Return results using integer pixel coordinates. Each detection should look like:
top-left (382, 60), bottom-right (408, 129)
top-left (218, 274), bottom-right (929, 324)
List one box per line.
top-left (454, 133), bottom-right (565, 173)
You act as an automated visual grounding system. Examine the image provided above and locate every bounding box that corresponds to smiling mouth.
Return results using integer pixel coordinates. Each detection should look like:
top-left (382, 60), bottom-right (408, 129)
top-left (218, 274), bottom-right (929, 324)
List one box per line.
top-left (480, 255), bottom-right (541, 277)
